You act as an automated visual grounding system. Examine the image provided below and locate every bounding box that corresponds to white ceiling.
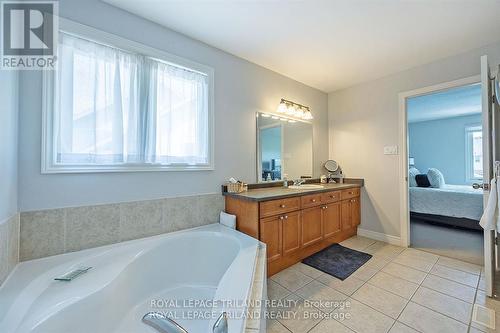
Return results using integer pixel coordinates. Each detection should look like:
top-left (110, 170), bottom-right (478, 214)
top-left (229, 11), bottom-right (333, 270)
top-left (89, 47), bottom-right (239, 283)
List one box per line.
top-left (407, 83), bottom-right (481, 123)
top-left (103, 0), bottom-right (500, 92)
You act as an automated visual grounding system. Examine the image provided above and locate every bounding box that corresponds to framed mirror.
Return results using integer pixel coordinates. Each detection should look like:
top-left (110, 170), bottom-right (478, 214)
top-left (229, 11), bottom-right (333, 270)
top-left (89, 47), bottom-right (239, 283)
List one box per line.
top-left (256, 112), bottom-right (313, 182)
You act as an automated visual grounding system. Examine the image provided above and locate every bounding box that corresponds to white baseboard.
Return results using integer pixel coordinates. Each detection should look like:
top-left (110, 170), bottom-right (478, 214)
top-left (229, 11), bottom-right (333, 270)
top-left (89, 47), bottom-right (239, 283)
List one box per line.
top-left (357, 228), bottom-right (402, 246)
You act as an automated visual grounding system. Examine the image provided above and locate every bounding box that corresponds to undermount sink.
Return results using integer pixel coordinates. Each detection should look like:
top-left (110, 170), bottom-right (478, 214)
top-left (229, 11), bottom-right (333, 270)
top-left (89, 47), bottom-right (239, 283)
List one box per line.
top-left (289, 184), bottom-right (325, 190)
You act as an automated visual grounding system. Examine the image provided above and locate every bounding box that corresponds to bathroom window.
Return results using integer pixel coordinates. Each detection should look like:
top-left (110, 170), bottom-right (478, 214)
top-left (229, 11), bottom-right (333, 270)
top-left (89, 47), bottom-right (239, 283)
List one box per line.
top-left (465, 125), bottom-right (483, 182)
top-left (42, 21), bottom-right (214, 173)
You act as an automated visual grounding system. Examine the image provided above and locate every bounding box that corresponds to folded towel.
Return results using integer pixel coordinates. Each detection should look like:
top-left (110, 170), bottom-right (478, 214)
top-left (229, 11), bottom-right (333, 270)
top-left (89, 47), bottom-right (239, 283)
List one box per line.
top-left (480, 178), bottom-right (498, 231)
top-left (220, 211), bottom-right (236, 229)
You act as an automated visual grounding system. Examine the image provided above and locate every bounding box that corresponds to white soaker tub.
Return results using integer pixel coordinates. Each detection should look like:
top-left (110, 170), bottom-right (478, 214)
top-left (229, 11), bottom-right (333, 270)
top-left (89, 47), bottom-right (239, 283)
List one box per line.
top-left (0, 224), bottom-right (260, 333)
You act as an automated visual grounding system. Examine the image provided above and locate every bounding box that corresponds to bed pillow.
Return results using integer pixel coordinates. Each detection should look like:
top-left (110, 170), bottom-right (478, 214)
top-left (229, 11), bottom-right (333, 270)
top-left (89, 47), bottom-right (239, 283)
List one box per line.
top-left (408, 167), bottom-right (420, 187)
top-left (427, 168), bottom-right (445, 188)
top-left (415, 174), bottom-right (431, 187)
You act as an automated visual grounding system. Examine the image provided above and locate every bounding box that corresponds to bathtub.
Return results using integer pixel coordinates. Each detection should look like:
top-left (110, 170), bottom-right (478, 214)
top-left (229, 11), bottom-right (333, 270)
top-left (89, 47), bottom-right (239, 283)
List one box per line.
top-left (0, 224), bottom-right (261, 333)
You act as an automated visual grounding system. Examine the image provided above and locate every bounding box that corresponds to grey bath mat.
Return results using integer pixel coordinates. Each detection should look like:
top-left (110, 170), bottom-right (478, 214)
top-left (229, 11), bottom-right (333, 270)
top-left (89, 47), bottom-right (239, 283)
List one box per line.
top-left (302, 244), bottom-right (372, 280)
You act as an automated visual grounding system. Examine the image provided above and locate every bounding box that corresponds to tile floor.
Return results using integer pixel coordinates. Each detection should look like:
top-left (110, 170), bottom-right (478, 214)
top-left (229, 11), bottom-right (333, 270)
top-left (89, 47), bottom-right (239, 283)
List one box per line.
top-left (267, 235), bottom-right (500, 333)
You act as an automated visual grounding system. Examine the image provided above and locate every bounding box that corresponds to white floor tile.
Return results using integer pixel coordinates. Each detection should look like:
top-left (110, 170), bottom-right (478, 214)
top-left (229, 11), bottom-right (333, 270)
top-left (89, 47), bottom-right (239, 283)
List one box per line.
top-left (437, 256), bottom-right (482, 275)
top-left (317, 274), bottom-right (365, 296)
top-left (333, 298), bottom-right (395, 333)
top-left (411, 286), bottom-right (472, 324)
top-left (295, 280), bottom-right (348, 313)
top-left (274, 294), bottom-right (323, 333)
top-left (308, 318), bottom-right (355, 333)
top-left (368, 271), bottom-right (419, 299)
top-left (430, 264), bottom-right (479, 288)
top-left (392, 250), bottom-right (436, 272)
top-left (268, 279), bottom-right (292, 300)
top-left (271, 267), bottom-right (313, 292)
top-left (382, 262), bottom-right (427, 284)
top-left (388, 322), bottom-right (419, 333)
top-left (399, 302), bottom-right (468, 333)
top-left (290, 262), bottom-right (323, 279)
top-left (352, 283), bottom-right (408, 319)
top-left (350, 265), bottom-right (379, 281)
top-left (421, 274), bottom-right (476, 303)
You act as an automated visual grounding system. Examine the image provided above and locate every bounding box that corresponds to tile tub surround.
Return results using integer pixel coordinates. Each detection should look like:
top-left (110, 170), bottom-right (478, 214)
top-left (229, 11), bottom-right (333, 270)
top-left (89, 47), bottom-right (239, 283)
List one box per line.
top-left (20, 193), bottom-right (224, 261)
top-left (267, 235), bottom-right (495, 333)
top-left (0, 214), bottom-right (20, 286)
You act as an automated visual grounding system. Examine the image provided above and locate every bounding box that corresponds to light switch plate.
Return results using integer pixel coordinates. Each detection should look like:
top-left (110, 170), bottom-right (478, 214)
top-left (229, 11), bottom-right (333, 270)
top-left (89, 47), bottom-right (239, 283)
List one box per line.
top-left (384, 145), bottom-right (399, 155)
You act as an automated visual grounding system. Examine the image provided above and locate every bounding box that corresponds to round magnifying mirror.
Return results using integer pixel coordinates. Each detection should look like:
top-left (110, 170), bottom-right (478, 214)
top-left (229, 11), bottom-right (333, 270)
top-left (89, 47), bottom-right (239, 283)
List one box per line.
top-left (324, 160), bottom-right (339, 173)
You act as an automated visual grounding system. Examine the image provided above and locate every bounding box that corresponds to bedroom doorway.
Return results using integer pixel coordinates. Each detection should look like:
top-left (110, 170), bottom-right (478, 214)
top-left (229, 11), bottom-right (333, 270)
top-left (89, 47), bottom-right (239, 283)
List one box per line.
top-left (400, 76), bottom-right (485, 265)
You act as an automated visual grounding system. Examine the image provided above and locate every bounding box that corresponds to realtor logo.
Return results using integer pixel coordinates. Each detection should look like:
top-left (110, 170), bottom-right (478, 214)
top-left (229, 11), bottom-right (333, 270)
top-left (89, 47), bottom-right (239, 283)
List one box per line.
top-left (1, 1), bottom-right (58, 69)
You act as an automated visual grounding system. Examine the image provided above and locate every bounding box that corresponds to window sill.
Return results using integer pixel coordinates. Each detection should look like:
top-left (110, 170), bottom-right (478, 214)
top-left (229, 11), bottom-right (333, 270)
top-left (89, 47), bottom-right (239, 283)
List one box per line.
top-left (41, 164), bottom-right (214, 174)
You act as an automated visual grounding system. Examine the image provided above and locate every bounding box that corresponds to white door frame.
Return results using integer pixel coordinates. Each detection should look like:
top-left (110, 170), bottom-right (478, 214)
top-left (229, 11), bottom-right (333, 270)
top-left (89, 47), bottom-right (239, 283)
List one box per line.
top-left (398, 75), bottom-right (481, 247)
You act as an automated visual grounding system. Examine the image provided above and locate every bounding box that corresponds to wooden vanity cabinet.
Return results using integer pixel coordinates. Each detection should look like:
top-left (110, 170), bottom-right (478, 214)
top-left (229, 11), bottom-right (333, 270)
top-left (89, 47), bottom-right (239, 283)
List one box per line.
top-left (301, 206), bottom-right (323, 247)
top-left (225, 187), bottom-right (361, 276)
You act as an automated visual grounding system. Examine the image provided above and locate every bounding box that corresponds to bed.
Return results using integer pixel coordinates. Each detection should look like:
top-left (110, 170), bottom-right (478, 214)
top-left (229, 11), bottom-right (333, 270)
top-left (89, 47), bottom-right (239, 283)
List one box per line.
top-left (409, 184), bottom-right (484, 231)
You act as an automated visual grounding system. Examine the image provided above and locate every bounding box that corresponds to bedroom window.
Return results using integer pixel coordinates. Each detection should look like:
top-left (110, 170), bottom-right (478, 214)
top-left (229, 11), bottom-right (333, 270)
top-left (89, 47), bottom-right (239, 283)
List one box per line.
top-left (42, 22), bottom-right (214, 173)
top-left (466, 125), bottom-right (483, 182)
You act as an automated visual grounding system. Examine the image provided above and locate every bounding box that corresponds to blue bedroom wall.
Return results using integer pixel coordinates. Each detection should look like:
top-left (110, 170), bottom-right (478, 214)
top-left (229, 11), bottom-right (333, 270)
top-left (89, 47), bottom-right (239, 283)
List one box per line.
top-left (408, 114), bottom-right (481, 185)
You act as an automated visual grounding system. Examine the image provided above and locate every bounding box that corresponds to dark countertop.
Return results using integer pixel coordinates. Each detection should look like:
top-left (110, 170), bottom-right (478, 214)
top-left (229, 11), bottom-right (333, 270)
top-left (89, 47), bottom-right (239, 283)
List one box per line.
top-left (223, 182), bottom-right (362, 202)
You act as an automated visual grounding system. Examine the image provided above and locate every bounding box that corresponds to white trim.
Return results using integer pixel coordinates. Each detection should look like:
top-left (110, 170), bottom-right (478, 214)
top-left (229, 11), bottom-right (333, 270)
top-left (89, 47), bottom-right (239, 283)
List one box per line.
top-left (398, 75), bottom-right (481, 247)
top-left (357, 228), bottom-right (402, 246)
top-left (42, 18), bottom-right (215, 174)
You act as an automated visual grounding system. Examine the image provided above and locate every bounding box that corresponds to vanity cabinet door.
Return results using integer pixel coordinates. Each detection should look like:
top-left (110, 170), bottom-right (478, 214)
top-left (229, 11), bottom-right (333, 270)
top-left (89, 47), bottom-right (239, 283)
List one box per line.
top-left (282, 211), bottom-right (301, 255)
top-left (322, 202), bottom-right (341, 238)
top-left (351, 198), bottom-right (361, 227)
top-left (341, 200), bottom-right (352, 230)
top-left (260, 216), bottom-right (282, 262)
top-left (301, 206), bottom-right (323, 247)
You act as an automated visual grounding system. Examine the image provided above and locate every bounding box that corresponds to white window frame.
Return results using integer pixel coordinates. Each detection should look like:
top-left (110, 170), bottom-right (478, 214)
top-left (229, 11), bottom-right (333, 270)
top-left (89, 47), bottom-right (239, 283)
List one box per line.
top-left (42, 18), bottom-right (215, 174)
top-left (465, 124), bottom-right (483, 183)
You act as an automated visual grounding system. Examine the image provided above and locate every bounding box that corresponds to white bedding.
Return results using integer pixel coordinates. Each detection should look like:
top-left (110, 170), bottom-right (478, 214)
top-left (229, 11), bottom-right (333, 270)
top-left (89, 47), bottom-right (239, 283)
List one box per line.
top-left (409, 184), bottom-right (484, 221)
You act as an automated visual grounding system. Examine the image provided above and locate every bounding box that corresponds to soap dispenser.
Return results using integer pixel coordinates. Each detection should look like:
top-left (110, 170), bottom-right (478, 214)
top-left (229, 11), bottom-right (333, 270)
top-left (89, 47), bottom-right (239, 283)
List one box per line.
top-left (283, 174), bottom-right (289, 188)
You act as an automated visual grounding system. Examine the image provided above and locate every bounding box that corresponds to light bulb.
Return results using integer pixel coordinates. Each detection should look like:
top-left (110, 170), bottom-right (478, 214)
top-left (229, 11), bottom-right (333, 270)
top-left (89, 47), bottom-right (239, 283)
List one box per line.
top-left (288, 120), bottom-right (296, 123)
top-left (296, 107), bottom-right (305, 118)
top-left (304, 110), bottom-right (313, 120)
top-left (287, 105), bottom-right (296, 115)
top-left (261, 113), bottom-right (271, 118)
top-left (277, 102), bottom-right (287, 113)
top-left (271, 115), bottom-right (279, 119)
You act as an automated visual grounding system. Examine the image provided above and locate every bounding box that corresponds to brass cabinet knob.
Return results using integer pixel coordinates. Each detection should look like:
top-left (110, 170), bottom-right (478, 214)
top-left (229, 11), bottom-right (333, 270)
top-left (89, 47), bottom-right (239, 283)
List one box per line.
top-left (312, 199), bottom-right (316, 202)
top-left (279, 216), bottom-right (284, 220)
top-left (284, 215), bottom-right (288, 219)
top-left (280, 204), bottom-right (286, 208)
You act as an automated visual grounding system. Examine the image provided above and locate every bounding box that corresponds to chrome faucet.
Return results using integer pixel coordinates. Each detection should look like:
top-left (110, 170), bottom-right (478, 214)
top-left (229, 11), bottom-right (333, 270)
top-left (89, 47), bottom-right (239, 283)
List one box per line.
top-left (212, 312), bottom-right (228, 333)
top-left (142, 312), bottom-right (188, 333)
top-left (293, 179), bottom-right (305, 186)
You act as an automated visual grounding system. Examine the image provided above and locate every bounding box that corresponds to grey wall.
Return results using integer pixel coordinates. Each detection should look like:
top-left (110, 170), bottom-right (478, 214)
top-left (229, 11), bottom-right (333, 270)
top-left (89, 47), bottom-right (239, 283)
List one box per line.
top-left (0, 70), bottom-right (19, 284)
top-left (18, 0), bottom-right (328, 212)
top-left (409, 114), bottom-right (482, 185)
top-left (0, 71), bottom-right (18, 221)
top-left (329, 41), bottom-right (500, 238)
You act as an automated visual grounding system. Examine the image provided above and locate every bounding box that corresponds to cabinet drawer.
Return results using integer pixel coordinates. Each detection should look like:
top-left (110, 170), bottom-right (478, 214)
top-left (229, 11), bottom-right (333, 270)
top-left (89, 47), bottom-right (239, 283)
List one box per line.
top-left (341, 188), bottom-right (360, 200)
top-left (301, 193), bottom-right (323, 209)
top-left (260, 197), bottom-right (300, 218)
top-left (321, 191), bottom-right (341, 204)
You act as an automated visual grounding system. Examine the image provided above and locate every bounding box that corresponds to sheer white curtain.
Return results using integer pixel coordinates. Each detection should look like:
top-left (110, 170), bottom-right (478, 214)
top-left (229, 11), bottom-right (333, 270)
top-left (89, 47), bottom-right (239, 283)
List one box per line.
top-left (55, 32), bottom-right (209, 166)
top-left (151, 61), bottom-right (209, 164)
top-left (57, 32), bottom-right (141, 164)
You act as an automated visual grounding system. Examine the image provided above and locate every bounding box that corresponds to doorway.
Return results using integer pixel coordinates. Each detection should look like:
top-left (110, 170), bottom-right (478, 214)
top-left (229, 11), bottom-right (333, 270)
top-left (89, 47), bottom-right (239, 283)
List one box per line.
top-left (399, 76), bottom-right (484, 264)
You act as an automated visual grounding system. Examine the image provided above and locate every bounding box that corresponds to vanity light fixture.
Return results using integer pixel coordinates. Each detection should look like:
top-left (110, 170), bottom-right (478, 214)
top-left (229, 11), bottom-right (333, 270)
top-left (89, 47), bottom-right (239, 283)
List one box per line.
top-left (261, 113), bottom-right (271, 118)
top-left (276, 98), bottom-right (313, 121)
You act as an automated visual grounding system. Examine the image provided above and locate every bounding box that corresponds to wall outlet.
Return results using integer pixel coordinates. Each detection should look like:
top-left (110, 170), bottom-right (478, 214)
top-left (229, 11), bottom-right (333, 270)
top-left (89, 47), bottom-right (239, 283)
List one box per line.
top-left (384, 145), bottom-right (398, 155)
